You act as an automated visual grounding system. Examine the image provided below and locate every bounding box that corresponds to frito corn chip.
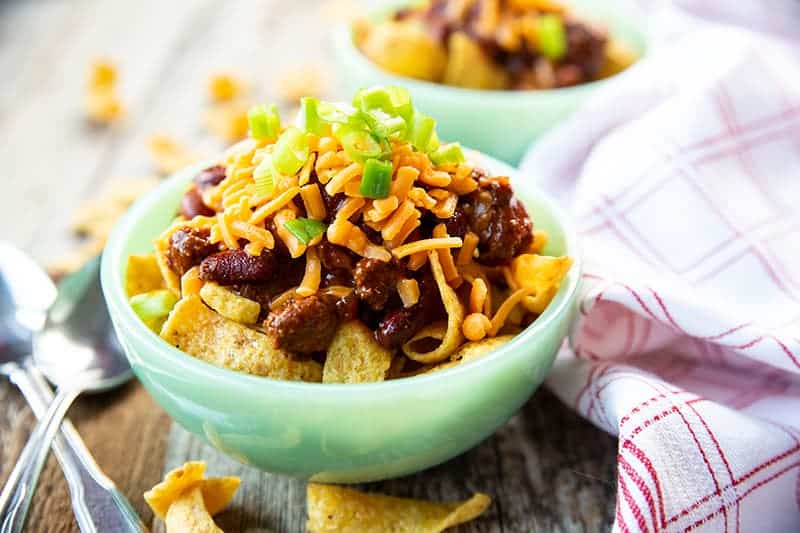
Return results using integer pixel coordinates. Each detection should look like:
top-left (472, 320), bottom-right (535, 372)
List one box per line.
top-left (427, 335), bottom-right (514, 373)
top-left (154, 234), bottom-right (182, 297)
top-left (600, 38), bottom-right (639, 79)
top-left (402, 251), bottom-right (464, 364)
top-left (125, 254), bottom-right (164, 297)
top-left (72, 178), bottom-right (159, 239)
top-left (160, 295), bottom-right (323, 382)
top-left (510, 254), bottom-right (572, 315)
top-left (166, 486), bottom-right (222, 533)
top-left (306, 484), bottom-right (491, 533)
top-left (86, 88), bottom-right (125, 124)
top-left (201, 476), bottom-right (241, 516)
top-left (277, 65), bottom-right (326, 103)
top-left (323, 321), bottom-right (393, 383)
top-left (148, 134), bottom-right (201, 176)
top-left (208, 73), bottom-right (248, 103)
top-left (86, 59), bottom-right (124, 124)
top-left (200, 282), bottom-right (260, 324)
top-left (443, 32), bottom-right (509, 90)
top-left (205, 100), bottom-right (250, 142)
top-left (145, 461), bottom-right (207, 520)
top-left (145, 461), bottom-right (241, 526)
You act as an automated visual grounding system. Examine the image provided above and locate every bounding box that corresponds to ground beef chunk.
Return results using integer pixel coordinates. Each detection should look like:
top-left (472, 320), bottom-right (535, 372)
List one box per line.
top-left (559, 21), bottom-right (608, 86)
top-left (354, 259), bottom-right (401, 310)
top-left (374, 272), bottom-right (444, 349)
top-left (166, 228), bottom-right (218, 276)
top-left (461, 179), bottom-right (533, 266)
top-left (179, 187), bottom-right (215, 219)
top-left (194, 165), bottom-right (226, 191)
top-left (199, 249), bottom-right (278, 285)
top-left (264, 295), bottom-right (339, 353)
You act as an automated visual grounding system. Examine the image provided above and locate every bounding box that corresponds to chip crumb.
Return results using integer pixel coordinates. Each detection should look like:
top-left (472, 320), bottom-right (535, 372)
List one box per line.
top-left (49, 177), bottom-right (158, 276)
top-left (47, 239), bottom-right (105, 278)
top-left (276, 64), bottom-right (326, 103)
top-left (208, 72), bottom-right (249, 103)
top-left (306, 483), bottom-right (491, 532)
top-left (205, 100), bottom-right (251, 142)
top-left (86, 58), bottom-right (124, 124)
top-left (148, 134), bottom-right (201, 176)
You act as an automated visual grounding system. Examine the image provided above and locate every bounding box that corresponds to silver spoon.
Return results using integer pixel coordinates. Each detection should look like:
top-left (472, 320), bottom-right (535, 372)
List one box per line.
top-left (0, 245), bottom-right (145, 532)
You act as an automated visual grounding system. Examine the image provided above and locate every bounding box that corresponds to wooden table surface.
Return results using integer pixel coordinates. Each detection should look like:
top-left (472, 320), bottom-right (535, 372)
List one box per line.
top-left (0, 0), bottom-right (618, 531)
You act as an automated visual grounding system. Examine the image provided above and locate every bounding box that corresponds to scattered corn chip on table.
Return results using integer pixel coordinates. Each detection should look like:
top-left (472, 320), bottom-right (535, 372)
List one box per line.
top-left (0, 0), bottom-right (616, 530)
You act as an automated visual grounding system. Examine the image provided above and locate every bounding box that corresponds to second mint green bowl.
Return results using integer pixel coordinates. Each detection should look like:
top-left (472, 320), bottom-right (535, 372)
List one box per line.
top-left (333, 0), bottom-right (647, 165)
top-left (101, 152), bottom-right (581, 483)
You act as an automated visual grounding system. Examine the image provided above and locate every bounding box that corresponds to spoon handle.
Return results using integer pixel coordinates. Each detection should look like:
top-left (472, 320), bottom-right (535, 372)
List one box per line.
top-left (0, 384), bottom-right (83, 533)
top-left (7, 364), bottom-right (147, 533)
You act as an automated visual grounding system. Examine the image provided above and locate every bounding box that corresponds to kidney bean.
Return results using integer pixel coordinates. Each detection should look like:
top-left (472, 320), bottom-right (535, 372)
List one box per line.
top-left (199, 249), bottom-right (278, 285)
top-left (194, 165), bottom-right (226, 190)
top-left (179, 188), bottom-right (215, 219)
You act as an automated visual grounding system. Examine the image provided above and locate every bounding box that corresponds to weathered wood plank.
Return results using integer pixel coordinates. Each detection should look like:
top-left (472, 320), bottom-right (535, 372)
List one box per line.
top-left (159, 389), bottom-right (617, 533)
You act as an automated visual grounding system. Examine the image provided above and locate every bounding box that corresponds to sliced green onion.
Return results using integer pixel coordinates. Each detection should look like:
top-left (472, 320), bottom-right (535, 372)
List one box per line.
top-left (353, 86), bottom-right (414, 123)
top-left (273, 127), bottom-right (309, 175)
top-left (253, 154), bottom-right (276, 197)
top-left (130, 289), bottom-right (178, 331)
top-left (248, 104), bottom-right (281, 140)
top-left (283, 218), bottom-right (327, 245)
top-left (430, 143), bottom-right (465, 165)
top-left (409, 111), bottom-right (436, 151)
top-left (337, 125), bottom-right (386, 162)
top-left (360, 158), bottom-right (393, 199)
top-left (317, 101), bottom-right (351, 125)
top-left (299, 97), bottom-right (328, 136)
top-left (537, 14), bottom-right (567, 60)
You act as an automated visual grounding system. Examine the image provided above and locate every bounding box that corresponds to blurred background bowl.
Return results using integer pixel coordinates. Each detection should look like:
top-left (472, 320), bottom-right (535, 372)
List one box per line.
top-left (101, 152), bottom-right (582, 483)
top-left (333, 0), bottom-right (647, 165)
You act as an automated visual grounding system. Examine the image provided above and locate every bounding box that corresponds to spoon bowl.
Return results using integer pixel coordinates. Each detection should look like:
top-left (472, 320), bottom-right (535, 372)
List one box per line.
top-left (33, 258), bottom-right (132, 392)
top-left (0, 242), bottom-right (57, 371)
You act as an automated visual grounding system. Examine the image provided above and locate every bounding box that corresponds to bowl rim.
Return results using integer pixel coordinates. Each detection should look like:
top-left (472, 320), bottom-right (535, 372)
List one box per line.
top-left (101, 155), bottom-right (582, 394)
top-left (331, 0), bottom-right (648, 101)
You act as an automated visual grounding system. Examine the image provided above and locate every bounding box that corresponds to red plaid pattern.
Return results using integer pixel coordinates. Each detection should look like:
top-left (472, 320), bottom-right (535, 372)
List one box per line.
top-left (522, 7), bottom-right (800, 532)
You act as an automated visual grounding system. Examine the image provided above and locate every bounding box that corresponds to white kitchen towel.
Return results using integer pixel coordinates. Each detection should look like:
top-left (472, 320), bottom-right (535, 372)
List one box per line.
top-left (521, 3), bottom-right (800, 531)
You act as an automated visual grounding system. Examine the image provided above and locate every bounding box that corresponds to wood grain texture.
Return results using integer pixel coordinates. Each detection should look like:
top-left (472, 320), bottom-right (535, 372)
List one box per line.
top-left (158, 389), bottom-right (617, 533)
top-left (0, 0), bottom-right (618, 530)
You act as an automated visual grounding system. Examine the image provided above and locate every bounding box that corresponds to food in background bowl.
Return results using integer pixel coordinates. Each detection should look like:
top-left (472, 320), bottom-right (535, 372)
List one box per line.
top-left (124, 86), bottom-right (572, 384)
top-left (356, 0), bottom-right (638, 90)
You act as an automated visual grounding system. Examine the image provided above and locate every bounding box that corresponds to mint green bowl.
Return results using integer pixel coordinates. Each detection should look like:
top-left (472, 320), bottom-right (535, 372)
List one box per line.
top-left (101, 152), bottom-right (581, 483)
top-left (333, 0), bottom-right (647, 165)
